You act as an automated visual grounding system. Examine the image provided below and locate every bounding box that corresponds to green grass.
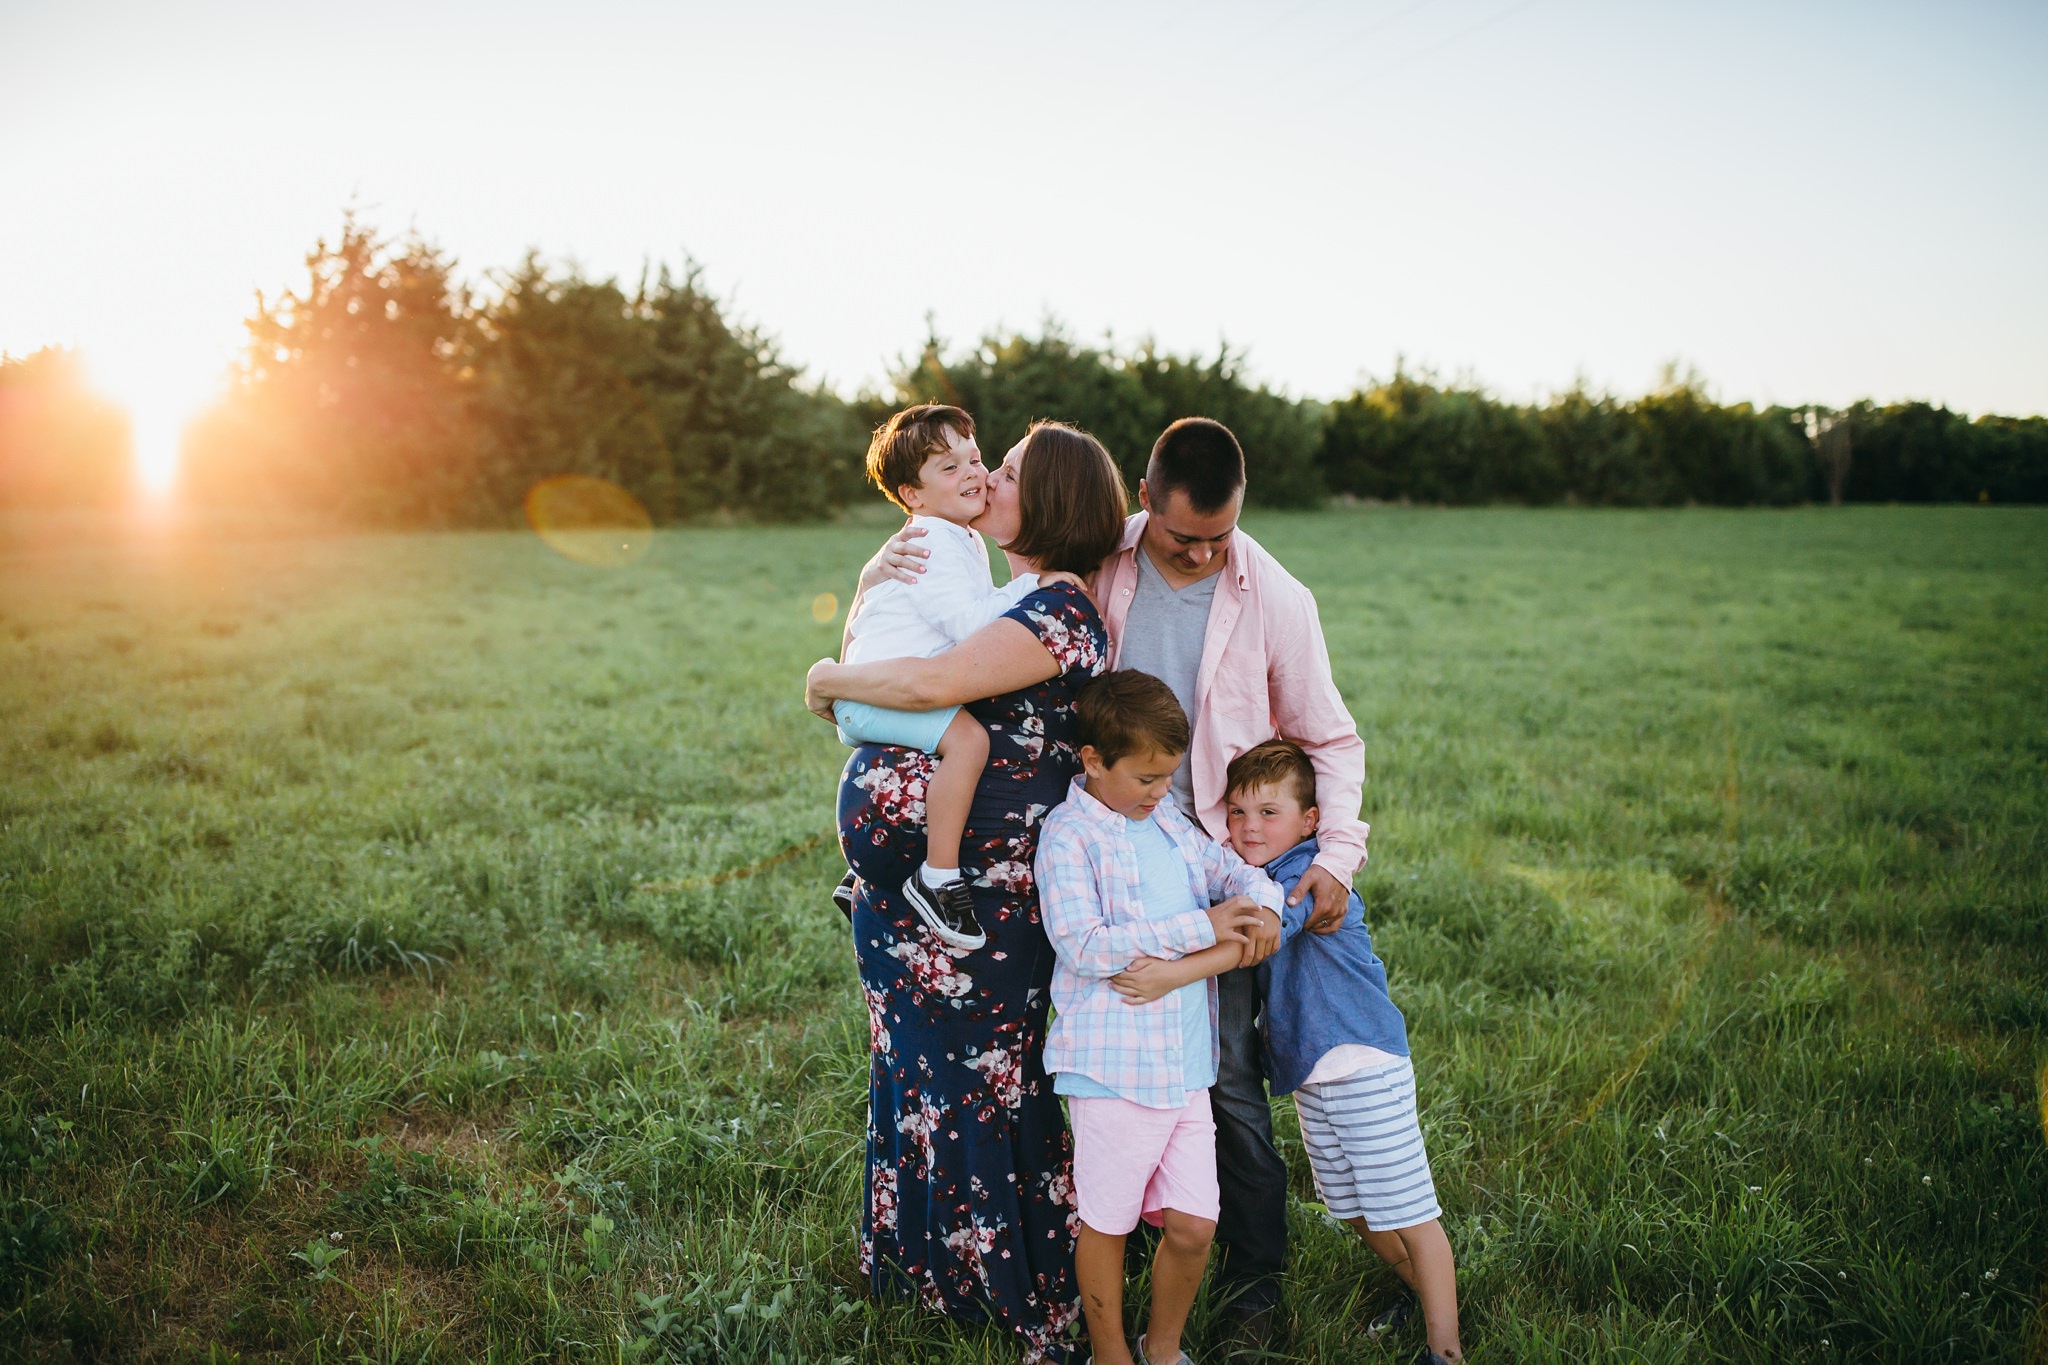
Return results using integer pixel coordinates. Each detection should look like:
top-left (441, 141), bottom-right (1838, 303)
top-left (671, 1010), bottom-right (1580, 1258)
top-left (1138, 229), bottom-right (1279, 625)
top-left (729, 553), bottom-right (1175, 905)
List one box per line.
top-left (1, 506), bottom-right (2042, 1363)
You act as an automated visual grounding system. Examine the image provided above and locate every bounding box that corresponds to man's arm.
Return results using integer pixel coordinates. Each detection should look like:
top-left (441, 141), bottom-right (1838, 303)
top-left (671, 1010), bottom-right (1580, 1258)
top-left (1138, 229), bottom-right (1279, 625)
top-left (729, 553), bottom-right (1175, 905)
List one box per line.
top-left (1266, 578), bottom-right (1368, 931)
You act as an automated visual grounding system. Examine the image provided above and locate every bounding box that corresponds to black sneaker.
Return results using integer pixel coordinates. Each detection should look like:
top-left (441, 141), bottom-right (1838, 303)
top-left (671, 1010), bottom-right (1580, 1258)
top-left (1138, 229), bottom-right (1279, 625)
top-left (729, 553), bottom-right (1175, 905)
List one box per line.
top-left (832, 870), bottom-right (858, 921)
top-left (1214, 1306), bottom-right (1277, 1362)
top-left (901, 875), bottom-right (985, 952)
top-left (1367, 1290), bottom-right (1416, 1339)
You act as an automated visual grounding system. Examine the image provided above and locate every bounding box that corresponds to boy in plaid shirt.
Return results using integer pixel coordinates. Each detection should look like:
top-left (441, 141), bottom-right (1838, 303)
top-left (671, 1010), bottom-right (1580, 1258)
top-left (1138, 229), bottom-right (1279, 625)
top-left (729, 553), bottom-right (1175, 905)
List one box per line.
top-left (1036, 670), bottom-right (1281, 1365)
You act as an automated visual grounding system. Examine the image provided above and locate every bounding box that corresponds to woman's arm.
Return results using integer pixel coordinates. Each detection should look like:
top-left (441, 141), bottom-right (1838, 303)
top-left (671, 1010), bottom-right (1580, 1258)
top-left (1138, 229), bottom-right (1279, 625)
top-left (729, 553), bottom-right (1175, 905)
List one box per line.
top-left (807, 615), bottom-right (1057, 718)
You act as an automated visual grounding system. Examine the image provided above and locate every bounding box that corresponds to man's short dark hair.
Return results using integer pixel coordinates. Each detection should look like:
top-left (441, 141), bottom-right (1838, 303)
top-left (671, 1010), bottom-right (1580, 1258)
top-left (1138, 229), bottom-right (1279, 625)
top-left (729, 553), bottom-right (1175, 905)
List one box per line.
top-left (1075, 670), bottom-right (1190, 766)
top-left (1146, 417), bottom-right (1246, 513)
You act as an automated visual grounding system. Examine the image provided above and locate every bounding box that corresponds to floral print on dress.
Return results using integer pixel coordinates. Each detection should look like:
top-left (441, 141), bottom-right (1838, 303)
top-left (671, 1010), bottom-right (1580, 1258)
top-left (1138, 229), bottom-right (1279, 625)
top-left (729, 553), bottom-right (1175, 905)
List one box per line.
top-left (886, 934), bottom-right (975, 999)
top-left (966, 1041), bottom-right (1026, 1111)
top-left (839, 582), bottom-right (1107, 1365)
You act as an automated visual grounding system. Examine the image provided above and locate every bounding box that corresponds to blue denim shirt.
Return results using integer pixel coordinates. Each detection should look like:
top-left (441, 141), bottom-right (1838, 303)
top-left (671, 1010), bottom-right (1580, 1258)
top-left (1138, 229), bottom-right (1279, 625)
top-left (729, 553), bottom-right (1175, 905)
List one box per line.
top-left (1255, 837), bottom-right (1410, 1094)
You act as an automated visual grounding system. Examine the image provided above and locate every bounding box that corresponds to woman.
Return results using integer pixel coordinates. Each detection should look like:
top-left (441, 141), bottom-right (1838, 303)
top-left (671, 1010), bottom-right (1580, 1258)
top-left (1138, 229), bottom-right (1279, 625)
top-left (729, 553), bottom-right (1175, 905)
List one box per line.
top-left (805, 420), bottom-right (1127, 1363)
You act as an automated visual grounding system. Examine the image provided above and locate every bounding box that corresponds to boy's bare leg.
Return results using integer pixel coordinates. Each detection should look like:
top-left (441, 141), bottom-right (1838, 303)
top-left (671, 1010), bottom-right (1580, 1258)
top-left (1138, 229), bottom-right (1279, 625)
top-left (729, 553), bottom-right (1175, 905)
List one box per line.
top-left (1076, 1222), bottom-right (1134, 1365)
top-left (922, 711), bottom-right (989, 875)
top-left (1385, 1219), bottom-right (1460, 1360)
top-left (1142, 1209), bottom-right (1214, 1365)
top-left (1353, 1221), bottom-right (1419, 1290)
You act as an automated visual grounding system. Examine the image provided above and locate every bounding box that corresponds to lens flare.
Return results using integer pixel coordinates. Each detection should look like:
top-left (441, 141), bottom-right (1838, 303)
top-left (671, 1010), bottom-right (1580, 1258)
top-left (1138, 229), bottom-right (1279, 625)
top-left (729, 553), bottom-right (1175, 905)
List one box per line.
top-left (524, 476), bottom-right (653, 566)
top-left (810, 592), bottom-right (839, 623)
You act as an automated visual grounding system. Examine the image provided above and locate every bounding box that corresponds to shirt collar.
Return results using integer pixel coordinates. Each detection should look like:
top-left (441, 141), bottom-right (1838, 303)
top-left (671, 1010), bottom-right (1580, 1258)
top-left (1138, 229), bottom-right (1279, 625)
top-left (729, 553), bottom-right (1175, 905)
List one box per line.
top-left (1063, 775), bottom-right (1123, 830)
top-left (1063, 775), bottom-right (1183, 834)
top-left (1122, 511), bottom-right (1250, 592)
top-left (1267, 836), bottom-right (1321, 877)
top-left (908, 514), bottom-right (978, 547)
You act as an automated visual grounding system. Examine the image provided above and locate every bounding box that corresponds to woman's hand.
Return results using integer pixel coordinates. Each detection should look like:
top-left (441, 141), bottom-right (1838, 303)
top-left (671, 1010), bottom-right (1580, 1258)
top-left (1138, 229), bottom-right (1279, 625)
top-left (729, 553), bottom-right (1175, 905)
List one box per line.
top-left (804, 658), bottom-right (840, 721)
top-left (1110, 956), bottom-right (1186, 1004)
top-left (860, 522), bottom-right (929, 592)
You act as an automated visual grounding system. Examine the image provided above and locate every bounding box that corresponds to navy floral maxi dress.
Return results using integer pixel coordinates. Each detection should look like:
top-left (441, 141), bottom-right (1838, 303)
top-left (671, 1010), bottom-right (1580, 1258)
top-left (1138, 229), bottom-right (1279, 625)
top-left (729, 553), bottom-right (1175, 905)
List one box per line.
top-left (839, 583), bottom-right (1107, 1364)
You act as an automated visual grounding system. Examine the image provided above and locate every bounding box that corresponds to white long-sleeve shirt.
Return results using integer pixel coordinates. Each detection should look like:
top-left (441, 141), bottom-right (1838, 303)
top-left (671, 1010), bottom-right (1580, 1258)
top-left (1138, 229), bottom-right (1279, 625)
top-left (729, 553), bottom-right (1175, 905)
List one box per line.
top-left (843, 516), bottom-right (1041, 664)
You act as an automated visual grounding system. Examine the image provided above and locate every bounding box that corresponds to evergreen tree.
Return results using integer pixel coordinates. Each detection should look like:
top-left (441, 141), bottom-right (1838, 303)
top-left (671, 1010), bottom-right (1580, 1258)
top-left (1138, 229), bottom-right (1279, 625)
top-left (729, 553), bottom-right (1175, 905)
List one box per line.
top-left (0, 348), bottom-right (132, 508)
top-left (183, 214), bottom-right (477, 525)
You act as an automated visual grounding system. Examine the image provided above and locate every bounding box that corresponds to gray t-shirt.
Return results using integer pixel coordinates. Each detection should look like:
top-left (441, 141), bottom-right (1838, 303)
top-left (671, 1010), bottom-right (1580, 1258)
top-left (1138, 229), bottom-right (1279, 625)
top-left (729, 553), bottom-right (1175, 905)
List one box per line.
top-left (1117, 547), bottom-right (1220, 817)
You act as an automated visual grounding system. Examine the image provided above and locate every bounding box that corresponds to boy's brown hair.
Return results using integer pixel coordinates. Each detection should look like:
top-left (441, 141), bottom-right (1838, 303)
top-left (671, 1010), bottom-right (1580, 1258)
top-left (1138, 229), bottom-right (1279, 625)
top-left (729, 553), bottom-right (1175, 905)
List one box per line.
top-left (1226, 739), bottom-right (1319, 810)
top-left (867, 404), bottom-right (975, 512)
top-left (1075, 670), bottom-right (1190, 767)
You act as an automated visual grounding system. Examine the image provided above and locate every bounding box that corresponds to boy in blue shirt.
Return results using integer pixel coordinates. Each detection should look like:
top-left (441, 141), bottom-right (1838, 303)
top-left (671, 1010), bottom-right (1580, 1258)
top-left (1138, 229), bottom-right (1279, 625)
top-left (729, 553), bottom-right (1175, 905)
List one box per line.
top-left (1112, 739), bottom-right (1463, 1364)
top-left (1228, 739), bottom-right (1460, 1363)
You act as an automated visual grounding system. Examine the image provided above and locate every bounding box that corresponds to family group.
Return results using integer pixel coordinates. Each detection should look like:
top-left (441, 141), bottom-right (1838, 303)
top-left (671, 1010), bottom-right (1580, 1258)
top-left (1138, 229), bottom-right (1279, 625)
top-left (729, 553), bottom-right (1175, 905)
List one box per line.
top-left (803, 406), bottom-right (1461, 1364)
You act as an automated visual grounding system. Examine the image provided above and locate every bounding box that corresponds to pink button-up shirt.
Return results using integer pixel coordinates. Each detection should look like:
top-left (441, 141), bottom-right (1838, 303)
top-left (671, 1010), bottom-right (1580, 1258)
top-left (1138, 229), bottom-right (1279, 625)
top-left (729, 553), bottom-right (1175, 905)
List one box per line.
top-left (1091, 513), bottom-right (1369, 887)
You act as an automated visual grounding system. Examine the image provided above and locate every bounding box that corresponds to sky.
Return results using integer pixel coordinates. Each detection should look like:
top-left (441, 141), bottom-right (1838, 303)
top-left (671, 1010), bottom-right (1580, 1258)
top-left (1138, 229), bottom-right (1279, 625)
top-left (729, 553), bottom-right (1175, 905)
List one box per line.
top-left (3, 0), bottom-right (2045, 491)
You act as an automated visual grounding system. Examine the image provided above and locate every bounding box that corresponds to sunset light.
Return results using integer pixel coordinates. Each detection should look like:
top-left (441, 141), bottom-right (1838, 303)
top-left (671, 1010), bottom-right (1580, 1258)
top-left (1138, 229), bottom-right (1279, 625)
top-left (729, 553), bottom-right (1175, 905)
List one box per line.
top-left (85, 343), bottom-right (219, 496)
top-left (1, 4), bottom-right (2042, 1360)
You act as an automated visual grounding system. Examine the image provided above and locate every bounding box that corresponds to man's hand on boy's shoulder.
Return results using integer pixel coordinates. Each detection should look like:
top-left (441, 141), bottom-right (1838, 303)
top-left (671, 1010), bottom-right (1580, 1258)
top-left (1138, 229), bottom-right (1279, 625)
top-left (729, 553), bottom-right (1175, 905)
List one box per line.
top-left (1292, 865), bottom-right (1351, 935)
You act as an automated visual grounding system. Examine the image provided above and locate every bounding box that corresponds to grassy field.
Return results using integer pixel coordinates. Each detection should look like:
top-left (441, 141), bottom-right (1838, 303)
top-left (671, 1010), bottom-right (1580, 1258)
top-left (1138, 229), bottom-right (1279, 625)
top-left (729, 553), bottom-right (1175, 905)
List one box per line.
top-left (1, 505), bottom-right (2042, 1363)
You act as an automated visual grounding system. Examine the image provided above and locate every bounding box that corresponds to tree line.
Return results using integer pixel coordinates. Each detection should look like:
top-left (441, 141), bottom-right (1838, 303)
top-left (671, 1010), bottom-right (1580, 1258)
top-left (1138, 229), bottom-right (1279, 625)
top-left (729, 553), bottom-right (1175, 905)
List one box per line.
top-left (0, 348), bottom-right (131, 509)
top-left (3, 215), bottom-right (2043, 517)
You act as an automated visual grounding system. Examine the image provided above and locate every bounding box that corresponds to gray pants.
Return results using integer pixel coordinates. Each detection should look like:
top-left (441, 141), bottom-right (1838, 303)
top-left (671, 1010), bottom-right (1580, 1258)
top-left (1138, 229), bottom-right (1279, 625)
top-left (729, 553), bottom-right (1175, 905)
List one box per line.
top-left (1210, 965), bottom-right (1288, 1313)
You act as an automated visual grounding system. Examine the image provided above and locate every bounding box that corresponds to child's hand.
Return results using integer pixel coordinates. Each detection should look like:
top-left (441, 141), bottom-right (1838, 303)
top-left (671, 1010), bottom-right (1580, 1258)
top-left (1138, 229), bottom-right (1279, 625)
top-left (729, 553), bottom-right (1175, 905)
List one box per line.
top-left (1110, 956), bottom-right (1183, 1004)
top-left (1038, 570), bottom-right (1087, 593)
top-left (1206, 895), bottom-right (1267, 951)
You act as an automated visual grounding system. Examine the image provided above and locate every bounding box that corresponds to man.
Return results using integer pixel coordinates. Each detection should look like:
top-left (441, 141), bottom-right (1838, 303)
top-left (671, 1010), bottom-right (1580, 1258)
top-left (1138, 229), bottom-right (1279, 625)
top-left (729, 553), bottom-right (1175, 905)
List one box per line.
top-left (865, 416), bottom-right (1367, 1350)
top-left (1093, 417), bottom-right (1366, 1349)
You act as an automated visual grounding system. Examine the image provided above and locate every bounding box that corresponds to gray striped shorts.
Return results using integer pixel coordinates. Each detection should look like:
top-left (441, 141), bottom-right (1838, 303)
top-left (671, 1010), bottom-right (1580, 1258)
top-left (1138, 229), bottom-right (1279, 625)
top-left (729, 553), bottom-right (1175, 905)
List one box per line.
top-left (1293, 1057), bottom-right (1442, 1231)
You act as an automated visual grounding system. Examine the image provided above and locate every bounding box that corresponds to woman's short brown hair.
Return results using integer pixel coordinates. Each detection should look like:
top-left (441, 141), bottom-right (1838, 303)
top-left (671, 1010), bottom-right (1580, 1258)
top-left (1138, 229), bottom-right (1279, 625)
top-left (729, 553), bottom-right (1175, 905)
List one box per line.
top-left (1225, 739), bottom-right (1319, 809)
top-left (1001, 420), bottom-right (1129, 576)
top-left (1076, 670), bottom-right (1191, 766)
top-left (867, 404), bottom-right (975, 512)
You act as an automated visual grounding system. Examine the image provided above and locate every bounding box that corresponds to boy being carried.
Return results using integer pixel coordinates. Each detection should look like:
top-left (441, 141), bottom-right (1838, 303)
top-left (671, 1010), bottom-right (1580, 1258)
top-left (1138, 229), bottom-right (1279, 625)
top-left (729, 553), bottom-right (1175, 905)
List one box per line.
top-left (835, 404), bottom-right (1077, 951)
top-left (1036, 670), bottom-right (1280, 1365)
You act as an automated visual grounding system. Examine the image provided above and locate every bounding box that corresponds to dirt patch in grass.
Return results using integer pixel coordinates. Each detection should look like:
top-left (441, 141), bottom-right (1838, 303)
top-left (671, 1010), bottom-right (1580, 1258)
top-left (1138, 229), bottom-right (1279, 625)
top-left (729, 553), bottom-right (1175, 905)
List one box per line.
top-left (385, 1110), bottom-right (514, 1169)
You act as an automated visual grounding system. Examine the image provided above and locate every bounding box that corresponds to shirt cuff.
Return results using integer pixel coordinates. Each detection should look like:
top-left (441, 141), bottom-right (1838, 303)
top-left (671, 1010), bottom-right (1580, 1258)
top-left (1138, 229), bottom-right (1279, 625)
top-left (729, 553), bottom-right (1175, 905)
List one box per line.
top-left (1311, 846), bottom-right (1363, 888)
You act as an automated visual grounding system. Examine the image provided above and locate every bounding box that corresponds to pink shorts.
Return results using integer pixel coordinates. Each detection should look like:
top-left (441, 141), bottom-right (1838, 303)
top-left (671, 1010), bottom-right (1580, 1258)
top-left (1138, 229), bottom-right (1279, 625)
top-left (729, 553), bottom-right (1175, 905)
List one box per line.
top-left (1066, 1089), bottom-right (1220, 1235)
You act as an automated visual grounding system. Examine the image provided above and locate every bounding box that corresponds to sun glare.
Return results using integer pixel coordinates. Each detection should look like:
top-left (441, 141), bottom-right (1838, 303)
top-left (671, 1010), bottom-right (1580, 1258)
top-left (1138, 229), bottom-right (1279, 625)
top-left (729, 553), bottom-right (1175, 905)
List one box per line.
top-left (85, 346), bottom-right (216, 499)
top-left (524, 475), bottom-right (654, 566)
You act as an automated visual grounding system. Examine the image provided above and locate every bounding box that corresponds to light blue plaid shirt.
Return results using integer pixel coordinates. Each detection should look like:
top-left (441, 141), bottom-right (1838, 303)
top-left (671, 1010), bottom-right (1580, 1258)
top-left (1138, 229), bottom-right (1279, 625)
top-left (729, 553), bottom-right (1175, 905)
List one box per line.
top-left (1037, 775), bottom-right (1284, 1109)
